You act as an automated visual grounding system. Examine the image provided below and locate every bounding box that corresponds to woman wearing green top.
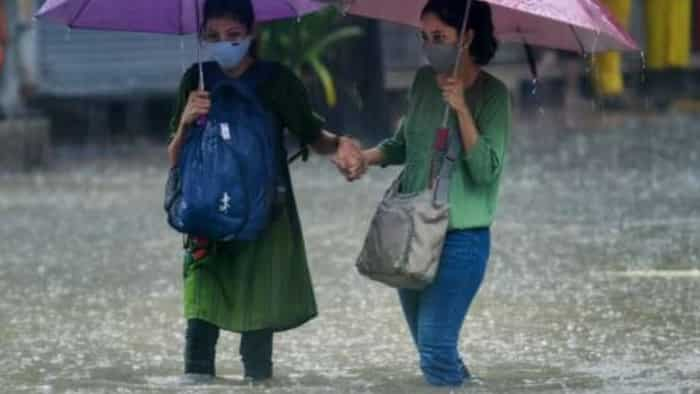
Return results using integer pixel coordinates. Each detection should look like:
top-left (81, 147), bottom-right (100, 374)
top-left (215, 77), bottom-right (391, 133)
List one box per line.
top-left (339, 0), bottom-right (511, 387)
top-left (167, 0), bottom-right (362, 384)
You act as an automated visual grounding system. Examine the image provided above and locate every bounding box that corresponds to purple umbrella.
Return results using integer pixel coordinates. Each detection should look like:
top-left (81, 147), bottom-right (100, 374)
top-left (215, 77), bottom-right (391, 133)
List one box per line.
top-left (36, 0), bottom-right (328, 89)
top-left (37, 0), bottom-right (326, 34)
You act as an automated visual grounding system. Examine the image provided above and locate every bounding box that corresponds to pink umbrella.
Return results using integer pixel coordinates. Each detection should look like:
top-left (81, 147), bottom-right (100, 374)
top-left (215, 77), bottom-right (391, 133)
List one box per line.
top-left (332, 0), bottom-right (637, 53)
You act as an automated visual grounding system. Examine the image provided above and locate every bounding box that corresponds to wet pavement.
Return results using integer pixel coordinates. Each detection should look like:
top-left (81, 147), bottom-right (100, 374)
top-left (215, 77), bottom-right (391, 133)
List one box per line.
top-left (1, 113), bottom-right (699, 393)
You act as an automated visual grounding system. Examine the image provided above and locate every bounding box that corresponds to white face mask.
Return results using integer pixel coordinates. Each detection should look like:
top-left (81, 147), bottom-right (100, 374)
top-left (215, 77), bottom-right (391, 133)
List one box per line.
top-left (204, 37), bottom-right (252, 70)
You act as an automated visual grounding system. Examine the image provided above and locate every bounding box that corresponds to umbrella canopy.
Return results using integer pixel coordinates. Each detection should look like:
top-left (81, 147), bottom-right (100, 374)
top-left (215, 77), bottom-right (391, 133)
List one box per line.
top-left (36, 0), bottom-right (330, 91)
top-left (36, 0), bottom-right (326, 34)
top-left (333, 0), bottom-right (637, 53)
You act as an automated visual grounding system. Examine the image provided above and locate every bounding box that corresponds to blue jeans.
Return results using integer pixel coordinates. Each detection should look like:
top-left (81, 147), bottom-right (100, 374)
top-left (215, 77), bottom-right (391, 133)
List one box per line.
top-left (399, 228), bottom-right (490, 386)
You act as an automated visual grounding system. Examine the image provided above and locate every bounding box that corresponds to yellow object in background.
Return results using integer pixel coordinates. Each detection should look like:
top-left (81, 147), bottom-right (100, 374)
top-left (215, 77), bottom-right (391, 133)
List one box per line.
top-left (592, 0), bottom-right (631, 97)
top-left (645, 0), bottom-right (691, 69)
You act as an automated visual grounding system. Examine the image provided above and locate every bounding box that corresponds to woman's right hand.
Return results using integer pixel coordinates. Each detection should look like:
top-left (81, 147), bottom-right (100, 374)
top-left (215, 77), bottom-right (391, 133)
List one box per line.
top-left (179, 90), bottom-right (211, 128)
top-left (169, 90), bottom-right (210, 167)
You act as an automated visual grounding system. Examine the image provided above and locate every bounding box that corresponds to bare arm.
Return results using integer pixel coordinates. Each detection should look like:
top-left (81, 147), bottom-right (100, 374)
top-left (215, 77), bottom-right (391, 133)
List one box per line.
top-left (167, 123), bottom-right (188, 167)
top-left (361, 148), bottom-right (386, 167)
top-left (167, 90), bottom-right (210, 167)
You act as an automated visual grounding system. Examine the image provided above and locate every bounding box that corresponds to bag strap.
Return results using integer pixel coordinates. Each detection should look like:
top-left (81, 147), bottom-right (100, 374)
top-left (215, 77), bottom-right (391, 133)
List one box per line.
top-left (287, 146), bottom-right (309, 164)
top-left (433, 127), bottom-right (462, 204)
top-left (208, 61), bottom-right (309, 165)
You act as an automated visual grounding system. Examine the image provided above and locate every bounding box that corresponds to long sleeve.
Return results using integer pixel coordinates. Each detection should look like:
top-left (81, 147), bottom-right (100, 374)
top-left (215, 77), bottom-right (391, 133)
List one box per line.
top-left (462, 85), bottom-right (511, 186)
top-left (378, 118), bottom-right (408, 166)
top-left (269, 65), bottom-right (324, 147)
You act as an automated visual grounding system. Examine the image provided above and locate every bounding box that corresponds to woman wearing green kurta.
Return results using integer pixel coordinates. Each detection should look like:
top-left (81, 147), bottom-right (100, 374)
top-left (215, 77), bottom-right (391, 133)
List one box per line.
top-left (336, 0), bottom-right (510, 387)
top-left (167, 0), bottom-right (362, 384)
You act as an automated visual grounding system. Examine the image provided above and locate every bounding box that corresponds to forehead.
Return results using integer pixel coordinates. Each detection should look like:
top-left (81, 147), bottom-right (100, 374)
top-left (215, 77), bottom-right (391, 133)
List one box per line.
top-left (204, 17), bottom-right (247, 32)
top-left (420, 12), bottom-right (453, 33)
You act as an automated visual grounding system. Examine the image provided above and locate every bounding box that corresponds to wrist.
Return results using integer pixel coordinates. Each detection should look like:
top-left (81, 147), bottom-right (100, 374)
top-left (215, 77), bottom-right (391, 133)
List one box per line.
top-left (336, 135), bottom-right (354, 151)
top-left (362, 150), bottom-right (375, 166)
top-left (455, 105), bottom-right (470, 118)
top-left (363, 148), bottom-right (380, 167)
top-left (334, 134), bottom-right (344, 150)
top-left (178, 119), bottom-right (189, 132)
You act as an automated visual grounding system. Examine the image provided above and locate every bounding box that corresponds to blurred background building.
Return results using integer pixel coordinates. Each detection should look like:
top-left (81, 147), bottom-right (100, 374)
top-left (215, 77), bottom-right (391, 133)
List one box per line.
top-left (0, 0), bottom-right (699, 169)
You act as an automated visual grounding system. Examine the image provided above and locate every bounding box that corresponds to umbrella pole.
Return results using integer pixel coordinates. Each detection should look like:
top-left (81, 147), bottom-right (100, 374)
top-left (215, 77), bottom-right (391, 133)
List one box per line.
top-left (523, 43), bottom-right (538, 81)
top-left (195, 0), bottom-right (204, 91)
top-left (194, 0), bottom-right (207, 128)
top-left (441, 0), bottom-right (474, 127)
top-left (430, 0), bottom-right (475, 190)
top-left (198, 52), bottom-right (205, 91)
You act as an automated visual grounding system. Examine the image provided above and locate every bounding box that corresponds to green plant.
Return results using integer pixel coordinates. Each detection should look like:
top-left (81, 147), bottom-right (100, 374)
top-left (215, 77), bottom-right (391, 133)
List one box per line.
top-left (260, 8), bottom-right (364, 107)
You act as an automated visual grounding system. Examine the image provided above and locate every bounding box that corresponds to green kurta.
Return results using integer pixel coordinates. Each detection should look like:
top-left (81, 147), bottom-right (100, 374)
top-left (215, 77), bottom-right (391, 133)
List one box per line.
top-left (170, 61), bottom-right (322, 333)
top-left (379, 67), bottom-right (511, 230)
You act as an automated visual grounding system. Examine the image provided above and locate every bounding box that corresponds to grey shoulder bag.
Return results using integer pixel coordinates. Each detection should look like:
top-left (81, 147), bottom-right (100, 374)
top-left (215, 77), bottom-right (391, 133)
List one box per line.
top-left (356, 128), bottom-right (462, 289)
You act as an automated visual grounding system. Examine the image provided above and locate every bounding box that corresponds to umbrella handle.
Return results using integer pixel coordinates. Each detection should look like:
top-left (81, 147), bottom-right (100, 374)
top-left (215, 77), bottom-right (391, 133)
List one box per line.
top-left (441, 0), bottom-right (474, 128)
top-left (198, 60), bottom-right (205, 91)
top-left (196, 61), bottom-right (206, 126)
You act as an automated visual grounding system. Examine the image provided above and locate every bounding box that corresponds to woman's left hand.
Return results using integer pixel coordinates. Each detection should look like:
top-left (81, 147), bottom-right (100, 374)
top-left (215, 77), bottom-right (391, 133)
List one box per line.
top-left (439, 77), bottom-right (469, 116)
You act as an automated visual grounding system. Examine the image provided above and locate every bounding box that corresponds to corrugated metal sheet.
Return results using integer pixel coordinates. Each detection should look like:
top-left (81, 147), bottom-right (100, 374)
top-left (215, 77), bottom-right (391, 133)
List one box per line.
top-left (37, 22), bottom-right (200, 97)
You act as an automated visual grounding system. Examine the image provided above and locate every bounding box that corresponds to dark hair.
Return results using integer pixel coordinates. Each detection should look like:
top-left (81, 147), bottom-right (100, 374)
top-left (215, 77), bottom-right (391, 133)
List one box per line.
top-left (202, 0), bottom-right (258, 56)
top-left (421, 0), bottom-right (498, 66)
top-left (202, 0), bottom-right (255, 32)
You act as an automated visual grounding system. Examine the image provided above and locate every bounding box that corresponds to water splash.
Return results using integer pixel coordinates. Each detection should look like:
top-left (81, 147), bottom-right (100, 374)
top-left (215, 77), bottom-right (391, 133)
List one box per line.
top-left (639, 51), bottom-right (647, 85)
top-left (2, 114), bottom-right (699, 393)
top-left (326, 0), bottom-right (353, 16)
top-left (639, 51), bottom-right (652, 111)
top-left (587, 30), bottom-right (606, 117)
top-left (527, 78), bottom-right (546, 118)
top-left (179, 38), bottom-right (186, 74)
top-left (590, 29), bottom-right (601, 56)
top-left (580, 52), bottom-right (597, 113)
top-left (604, 269), bottom-right (700, 278)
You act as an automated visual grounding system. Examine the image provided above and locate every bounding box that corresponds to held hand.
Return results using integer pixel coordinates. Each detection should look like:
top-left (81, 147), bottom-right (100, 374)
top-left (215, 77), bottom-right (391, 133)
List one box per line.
top-left (180, 90), bottom-right (211, 128)
top-left (439, 77), bottom-right (468, 116)
top-left (332, 137), bottom-right (367, 182)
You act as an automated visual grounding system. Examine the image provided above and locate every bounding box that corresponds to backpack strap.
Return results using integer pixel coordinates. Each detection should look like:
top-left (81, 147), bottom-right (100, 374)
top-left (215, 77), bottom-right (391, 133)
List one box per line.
top-left (287, 140), bottom-right (309, 164)
top-left (203, 61), bottom-right (310, 164)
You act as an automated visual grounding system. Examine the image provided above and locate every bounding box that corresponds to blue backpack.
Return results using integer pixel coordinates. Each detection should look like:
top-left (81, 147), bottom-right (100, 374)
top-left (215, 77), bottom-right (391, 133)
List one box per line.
top-left (165, 62), bottom-right (282, 241)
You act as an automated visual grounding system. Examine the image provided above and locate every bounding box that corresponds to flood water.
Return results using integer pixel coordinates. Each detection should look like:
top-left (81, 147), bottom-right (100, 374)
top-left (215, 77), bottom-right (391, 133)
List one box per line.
top-left (1, 113), bottom-right (699, 393)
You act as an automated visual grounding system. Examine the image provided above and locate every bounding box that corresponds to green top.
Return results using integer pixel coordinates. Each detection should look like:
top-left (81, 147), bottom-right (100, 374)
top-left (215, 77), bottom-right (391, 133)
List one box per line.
top-left (170, 61), bottom-right (322, 333)
top-left (379, 67), bottom-right (511, 230)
